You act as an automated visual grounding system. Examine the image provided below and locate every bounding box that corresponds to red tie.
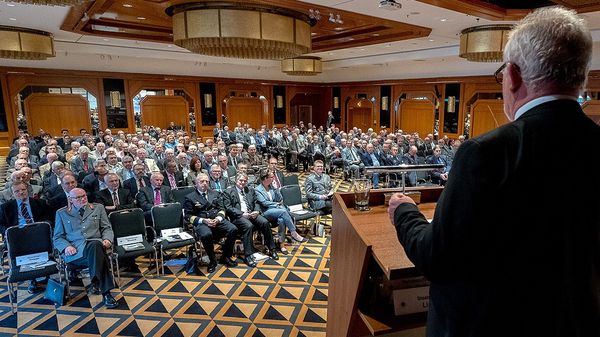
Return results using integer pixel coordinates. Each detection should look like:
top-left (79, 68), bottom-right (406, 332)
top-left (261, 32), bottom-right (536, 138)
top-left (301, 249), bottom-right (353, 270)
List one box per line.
top-left (154, 188), bottom-right (162, 205)
top-left (83, 161), bottom-right (88, 172)
top-left (273, 172), bottom-right (281, 188)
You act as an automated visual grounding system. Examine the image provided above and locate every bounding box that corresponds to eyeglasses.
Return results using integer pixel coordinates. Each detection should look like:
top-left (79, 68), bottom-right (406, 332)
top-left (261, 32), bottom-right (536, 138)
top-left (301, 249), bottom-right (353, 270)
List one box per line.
top-left (494, 62), bottom-right (520, 84)
top-left (494, 62), bottom-right (507, 84)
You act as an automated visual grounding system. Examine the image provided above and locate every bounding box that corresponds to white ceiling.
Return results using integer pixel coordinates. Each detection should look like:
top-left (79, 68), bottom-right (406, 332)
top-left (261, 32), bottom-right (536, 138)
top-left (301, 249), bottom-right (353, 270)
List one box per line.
top-left (1, 0), bottom-right (600, 83)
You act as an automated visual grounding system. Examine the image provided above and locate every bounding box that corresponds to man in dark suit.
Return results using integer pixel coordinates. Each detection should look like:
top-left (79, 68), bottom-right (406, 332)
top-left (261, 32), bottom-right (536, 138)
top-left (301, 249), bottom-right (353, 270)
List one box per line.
top-left (122, 163), bottom-right (151, 197)
top-left (266, 157), bottom-right (284, 189)
top-left (184, 173), bottom-right (237, 273)
top-left (360, 143), bottom-right (384, 188)
top-left (136, 172), bottom-right (174, 225)
top-left (82, 159), bottom-right (109, 202)
top-left (47, 172), bottom-right (80, 215)
top-left (95, 173), bottom-right (135, 214)
top-left (208, 164), bottom-right (229, 192)
top-left (389, 8), bottom-right (600, 337)
top-left (162, 159), bottom-right (186, 189)
top-left (223, 173), bottom-right (278, 267)
top-left (0, 181), bottom-right (52, 293)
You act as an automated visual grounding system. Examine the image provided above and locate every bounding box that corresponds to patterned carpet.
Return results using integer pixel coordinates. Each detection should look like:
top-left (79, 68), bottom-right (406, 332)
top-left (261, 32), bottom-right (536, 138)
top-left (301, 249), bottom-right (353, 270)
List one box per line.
top-left (0, 165), bottom-right (353, 337)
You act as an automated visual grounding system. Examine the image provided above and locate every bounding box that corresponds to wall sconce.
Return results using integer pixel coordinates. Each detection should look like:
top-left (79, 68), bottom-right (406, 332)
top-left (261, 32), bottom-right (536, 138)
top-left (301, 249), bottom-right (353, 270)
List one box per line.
top-left (276, 95), bottom-right (284, 108)
top-left (110, 91), bottom-right (121, 108)
top-left (333, 96), bottom-right (339, 109)
top-left (381, 96), bottom-right (389, 110)
top-left (329, 13), bottom-right (343, 24)
top-left (204, 93), bottom-right (212, 108)
top-left (447, 96), bottom-right (456, 113)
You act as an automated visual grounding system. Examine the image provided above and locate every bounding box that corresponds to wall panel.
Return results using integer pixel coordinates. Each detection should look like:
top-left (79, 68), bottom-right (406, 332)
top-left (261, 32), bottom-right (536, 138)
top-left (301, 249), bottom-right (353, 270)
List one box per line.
top-left (140, 96), bottom-right (189, 131)
top-left (470, 99), bottom-right (508, 137)
top-left (398, 99), bottom-right (435, 136)
top-left (24, 93), bottom-right (91, 137)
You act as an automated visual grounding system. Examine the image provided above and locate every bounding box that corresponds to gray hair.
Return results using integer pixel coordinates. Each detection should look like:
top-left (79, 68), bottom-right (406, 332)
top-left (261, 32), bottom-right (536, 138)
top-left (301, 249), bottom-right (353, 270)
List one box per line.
top-left (504, 7), bottom-right (592, 92)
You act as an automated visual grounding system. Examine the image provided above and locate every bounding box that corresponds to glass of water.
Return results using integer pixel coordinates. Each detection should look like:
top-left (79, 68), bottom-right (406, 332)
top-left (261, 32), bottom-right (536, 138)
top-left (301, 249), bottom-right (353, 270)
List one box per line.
top-left (353, 178), bottom-right (371, 211)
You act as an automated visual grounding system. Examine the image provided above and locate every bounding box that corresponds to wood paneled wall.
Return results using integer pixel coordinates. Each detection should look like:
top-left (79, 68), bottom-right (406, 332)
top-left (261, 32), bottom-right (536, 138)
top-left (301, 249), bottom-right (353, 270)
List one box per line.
top-left (470, 99), bottom-right (508, 137)
top-left (398, 99), bottom-right (435, 136)
top-left (24, 93), bottom-right (91, 138)
top-left (225, 97), bottom-right (266, 129)
top-left (341, 86), bottom-right (379, 131)
top-left (140, 96), bottom-right (189, 131)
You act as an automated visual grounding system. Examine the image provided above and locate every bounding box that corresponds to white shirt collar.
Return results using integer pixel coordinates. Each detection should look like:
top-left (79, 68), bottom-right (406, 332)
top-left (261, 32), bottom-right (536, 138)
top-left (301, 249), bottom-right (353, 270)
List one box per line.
top-left (514, 95), bottom-right (577, 120)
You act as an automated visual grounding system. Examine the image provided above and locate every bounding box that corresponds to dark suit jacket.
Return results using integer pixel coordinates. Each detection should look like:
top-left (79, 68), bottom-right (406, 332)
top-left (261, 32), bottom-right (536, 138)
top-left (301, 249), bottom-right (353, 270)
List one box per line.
top-left (223, 186), bottom-right (260, 220)
top-left (0, 198), bottom-right (51, 234)
top-left (122, 175), bottom-right (151, 197)
top-left (359, 151), bottom-right (384, 166)
top-left (82, 172), bottom-right (103, 201)
top-left (209, 177), bottom-right (229, 192)
top-left (94, 188), bottom-right (135, 213)
top-left (183, 189), bottom-right (226, 226)
top-left (47, 185), bottom-right (69, 214)
top-left (162, 171), bottom-right (186, 188)
top-left (136, 185), bottom-right (174, 212)
top-left (393, 100), bottom-right (600, 337)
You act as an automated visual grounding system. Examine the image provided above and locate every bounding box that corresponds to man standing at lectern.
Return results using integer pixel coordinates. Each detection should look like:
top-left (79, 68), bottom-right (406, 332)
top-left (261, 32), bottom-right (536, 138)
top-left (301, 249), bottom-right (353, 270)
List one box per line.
top-left (388, 7), bottom-right (600, 337)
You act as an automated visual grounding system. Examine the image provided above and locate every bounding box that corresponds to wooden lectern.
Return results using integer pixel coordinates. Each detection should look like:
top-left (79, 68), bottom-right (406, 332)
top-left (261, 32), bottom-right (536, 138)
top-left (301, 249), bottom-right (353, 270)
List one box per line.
top-left (327, 187), bottom-right (443, 337)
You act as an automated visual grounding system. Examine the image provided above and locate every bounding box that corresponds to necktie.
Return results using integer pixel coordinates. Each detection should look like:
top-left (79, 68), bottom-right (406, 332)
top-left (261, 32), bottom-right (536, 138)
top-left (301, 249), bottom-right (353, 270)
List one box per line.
top-left (20, 201), bottom-right (33, 224)
top-left (138, 177), bottom-right (145, 188)
top-left (201, 192), bottom-right (207, 203)
top-left (273, 172), bottom-right (281, 188)
top-left (83, 160), bottom-right (88, 172)
top-left (168, 173), bottom-right (177, 188)
top-left (241, 190), bottom-right (250, 209)
top-left (215, 181), bottom-right (221, 190)
top-left (154, 188), bottom-right (162, 205)
top-left (112, 190), bottom-right (119, 206)
top-left (79, 207), bottom-right (85, 217)
top-left (351, 149), bottom-right (358, 161)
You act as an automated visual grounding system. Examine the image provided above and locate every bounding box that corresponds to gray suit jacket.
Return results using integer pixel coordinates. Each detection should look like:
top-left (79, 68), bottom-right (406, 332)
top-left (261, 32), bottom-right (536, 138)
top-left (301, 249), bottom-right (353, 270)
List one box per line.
top-left (304, 173), bottom-right (332, 210)
top-left (53, 203), bottom-right (114, 263)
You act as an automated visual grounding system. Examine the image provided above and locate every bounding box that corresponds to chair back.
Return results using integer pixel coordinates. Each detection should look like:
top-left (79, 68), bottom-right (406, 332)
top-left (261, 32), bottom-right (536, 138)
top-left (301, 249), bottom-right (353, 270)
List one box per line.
top-left (280, 185), bottom-right (303, 207)
top-left (109, 208), bottom-right (147, 241)
top-left (172, 186), bottom-right (195, 205)
top-left (151, 202), bottom-right (184, 232)
top-left (5, 222), bottom-right (53, 268)
top-left (283, 174), bottom-right (299, 186)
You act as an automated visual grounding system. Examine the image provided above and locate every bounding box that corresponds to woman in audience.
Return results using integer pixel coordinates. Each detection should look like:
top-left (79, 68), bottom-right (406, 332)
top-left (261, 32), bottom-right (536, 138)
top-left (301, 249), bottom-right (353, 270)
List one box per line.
top-left (255, 168), bottom-right (306, 254)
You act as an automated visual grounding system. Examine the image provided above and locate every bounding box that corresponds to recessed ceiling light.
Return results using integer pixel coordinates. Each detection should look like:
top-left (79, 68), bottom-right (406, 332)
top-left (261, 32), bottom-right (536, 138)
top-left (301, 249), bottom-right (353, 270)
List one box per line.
top-left (385, 43), bottom-right (391, 47)
top-left (137, 16), bottom-right (146, 20)
top-left (122, 3), bottom-right (133, 7)
top-left (428, 39), bottom-right (435, 42)
top-left (102, 38), bottom-right (109, 41)
top-left (9, 17), bottom-right (16, 21)
top-left (167, 44), bottom-right (173, 48)
top-left (410, 11), bottom-right (420, 15)
top-left (360, 48), bottom-right (365, 51)
top-left (373, 33), bottom-right (379, 36)
top-left (440, 18), bottom-right (447, 22)
top-left (311, 32), bottom-right (317, 36)
top-left (328, 52), bottom-right (333, 55)
top-left (334, 27), bottom-right (344, 31)
top-left (7, 3), bottom-right (15, 6)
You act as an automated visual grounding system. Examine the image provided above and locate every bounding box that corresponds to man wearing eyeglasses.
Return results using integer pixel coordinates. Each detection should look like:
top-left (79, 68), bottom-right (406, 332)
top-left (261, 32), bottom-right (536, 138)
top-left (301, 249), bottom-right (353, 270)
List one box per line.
top-left (53, 188), bottom-right (118, 309)
top-left (389, 7), bottom-right (600, 337)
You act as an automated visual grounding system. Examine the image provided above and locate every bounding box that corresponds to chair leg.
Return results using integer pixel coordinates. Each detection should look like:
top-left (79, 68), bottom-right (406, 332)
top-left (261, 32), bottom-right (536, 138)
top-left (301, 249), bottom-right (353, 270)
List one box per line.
top-left (154, 248), bottom-right (160, 277)
top-left (65, 265), bottom-right (72, 299)
top-left (160, 248), bottom-right (165, 276)
top-left (7, 280), bottom-right (15, 314)
top-left (114, 255), bottom-right (121, 287)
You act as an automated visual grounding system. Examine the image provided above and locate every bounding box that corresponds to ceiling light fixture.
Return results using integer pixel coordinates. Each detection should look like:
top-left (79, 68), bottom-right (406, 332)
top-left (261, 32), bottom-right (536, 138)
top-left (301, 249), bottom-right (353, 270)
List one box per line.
top-left (281, 56), bottom-right (322, 76)
top-left (459, 24), bottom-right (512, 62)
top-left (308, 8), bottom-right (321, 21)
top-left (122, 3), bottom-right (133, 7)
top-left (166, 2), bottom-right (314, 59)
top-left (0, 25), bottom-right (55, 60)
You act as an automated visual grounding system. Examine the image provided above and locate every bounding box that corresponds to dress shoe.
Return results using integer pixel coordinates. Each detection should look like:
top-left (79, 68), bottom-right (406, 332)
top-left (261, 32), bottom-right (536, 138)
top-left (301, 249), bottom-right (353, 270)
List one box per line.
top-left (27, 280), bottom-right (42, 294)
top-left (279, 245), bottom-right (289, 255)
top-left (102, 292), bottom-right (119, 309)
top-left (242, 256), bottom-right (256, 268)
top-left (219, 256), bottom-right (238, 267)
top-left (268, 250), bottom-right (279, 260)
top-left (207, 260), bottom-right (218, 273)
